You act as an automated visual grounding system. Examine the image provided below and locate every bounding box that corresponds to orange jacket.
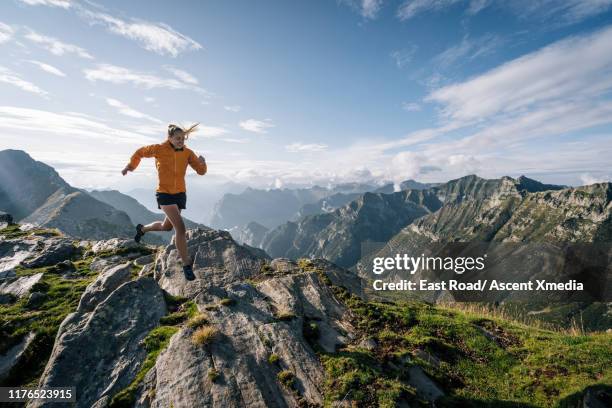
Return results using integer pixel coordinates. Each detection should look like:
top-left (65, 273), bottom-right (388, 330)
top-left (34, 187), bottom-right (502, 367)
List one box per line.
top-left (127, 140), bottom-right (207, 194)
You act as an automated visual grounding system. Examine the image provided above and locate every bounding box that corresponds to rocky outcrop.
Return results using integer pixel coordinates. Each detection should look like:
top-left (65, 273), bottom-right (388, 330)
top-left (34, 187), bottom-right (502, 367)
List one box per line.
top-left (133, 231), bottom-right (363, 408)
top-left (30, 276), bottom-right (166, 408)
top-left (0, 272), bottom-right (43, 298)
top-left (21, 238), bottom-right (77, 268)
top-left (0, 237), bottom-right (38, 280)
top-left (154, 229), bottom-right (265, 297)
top-left (0, 332), bottom-right (36, 382)
top-left (76, 262), bottom-right (133, 313)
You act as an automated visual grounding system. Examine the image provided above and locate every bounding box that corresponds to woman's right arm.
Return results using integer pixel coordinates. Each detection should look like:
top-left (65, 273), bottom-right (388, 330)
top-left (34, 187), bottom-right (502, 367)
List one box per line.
top-left (122, 144), bottom-right (158, 175)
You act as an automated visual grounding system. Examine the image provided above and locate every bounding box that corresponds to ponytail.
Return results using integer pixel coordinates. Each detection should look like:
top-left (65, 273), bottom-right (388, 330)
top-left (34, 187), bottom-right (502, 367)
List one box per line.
top-left (168, 123), bottom-right (199, 139)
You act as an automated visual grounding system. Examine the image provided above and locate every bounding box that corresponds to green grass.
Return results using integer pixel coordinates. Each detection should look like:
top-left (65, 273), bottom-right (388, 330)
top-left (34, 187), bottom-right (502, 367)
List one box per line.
top-left (316, 272), bottom-right (611, 407)
top-left (109, 326), bottom-right (179, 408)
top-left (268, 353), bottom-right (280, 365)
top-left (0, 225), bottom-right (61, 239)
top-left (207, 368), bottom-right (220, 382)
top-left (0, 257), bottom-right (97, 386)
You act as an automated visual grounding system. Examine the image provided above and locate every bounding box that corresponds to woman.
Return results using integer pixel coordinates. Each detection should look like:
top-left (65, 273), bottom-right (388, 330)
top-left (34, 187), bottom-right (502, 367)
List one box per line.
top-left (121, 123), bottom-right (207, 281)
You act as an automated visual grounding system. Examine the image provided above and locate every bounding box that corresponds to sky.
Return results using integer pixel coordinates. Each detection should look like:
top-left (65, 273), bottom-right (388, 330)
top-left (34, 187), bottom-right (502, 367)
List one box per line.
top-left (0, 0), bottom-right (611, 194)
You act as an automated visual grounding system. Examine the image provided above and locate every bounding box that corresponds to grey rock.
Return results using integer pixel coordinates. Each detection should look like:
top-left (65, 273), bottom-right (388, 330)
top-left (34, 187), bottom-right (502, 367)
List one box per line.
top-left (29, 277), bottom-right (166, 408)
top-left (76, 262), bottom-right (133, 313)
top-left (22, 238), bottom-right (76, 268)
top-left (137, 274), bottom-right (339, 407)
top-left (0, 238), bottom-right (38, 278)
top-left (0, 269), bottom-right (16, 281)
top-left (0, 272), bottom-right (44, 298)
top-left (0, 332), bottom-right (36, 382)
top-left (406, 365), bottom-right (444, 402)
top-left (156, 229), bottom-right (264, 298)
top-left (134, 254), bottom-right (154, 266)
top-left (358, 337), bottom-right (377, 351)
top-left (26, 291), bottom-right (46, 308)
top-left (270, 258), bottom-right (297, 273)
top-left (413, 349), bottom-right (441, 369)
top-left (91, 238), bottom-right (141, 254)
top-left (0, 211), bottom-right (14, 225)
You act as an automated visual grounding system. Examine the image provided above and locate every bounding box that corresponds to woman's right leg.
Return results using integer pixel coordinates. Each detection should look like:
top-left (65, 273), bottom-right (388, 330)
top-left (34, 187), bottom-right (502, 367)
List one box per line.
top-left (159, 204), bottom-right (191, 265)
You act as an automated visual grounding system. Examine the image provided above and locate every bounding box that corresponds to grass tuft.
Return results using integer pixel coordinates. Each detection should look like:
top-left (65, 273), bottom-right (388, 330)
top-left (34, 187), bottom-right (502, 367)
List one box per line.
top-left (192, 325), bottom-right (218, 346)
top-left (277, 370), bottom-right (295, 389)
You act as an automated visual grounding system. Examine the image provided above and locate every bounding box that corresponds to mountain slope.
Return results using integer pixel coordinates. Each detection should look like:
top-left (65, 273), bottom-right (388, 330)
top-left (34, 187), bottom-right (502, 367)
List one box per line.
top-left (0, 150), bottom-right (71, 220)
top-left (261, 189), bottom-right (444, 268)
top-left (0, 150), bottom-right (141, 241)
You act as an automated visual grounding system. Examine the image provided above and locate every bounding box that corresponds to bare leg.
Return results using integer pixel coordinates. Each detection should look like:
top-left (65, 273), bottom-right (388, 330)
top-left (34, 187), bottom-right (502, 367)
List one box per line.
top-left (160, 204), bottom-right (191, 265)
top-left (142, 217), bottom-right (173, 233)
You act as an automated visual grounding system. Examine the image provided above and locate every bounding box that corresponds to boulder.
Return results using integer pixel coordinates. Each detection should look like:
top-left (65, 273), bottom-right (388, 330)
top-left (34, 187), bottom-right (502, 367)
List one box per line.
top-left (0, 272), bottom-right (44, 298)
top-left (0, 211), bottom-right (14, 226)
top-left (76, 262), bottom-right (133, 313)
top-left (91, 238), bottom-right (142, 254)
top-left (21, 238), bottom-right (76, 268)
top-left (0, 332), bottom-right (36, 382)
top-left (30, 277), bottom-right (166, 408)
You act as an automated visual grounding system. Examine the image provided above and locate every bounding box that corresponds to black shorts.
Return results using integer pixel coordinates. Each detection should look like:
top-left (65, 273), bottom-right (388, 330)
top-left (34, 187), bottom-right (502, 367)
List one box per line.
top-left (156, 192), bottom-right (187, 210)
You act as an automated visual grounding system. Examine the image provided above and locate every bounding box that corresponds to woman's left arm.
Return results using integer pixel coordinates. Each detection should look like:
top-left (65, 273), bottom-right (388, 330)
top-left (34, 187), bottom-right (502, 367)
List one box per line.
top-left (188, 150), bottom-right (207, 175)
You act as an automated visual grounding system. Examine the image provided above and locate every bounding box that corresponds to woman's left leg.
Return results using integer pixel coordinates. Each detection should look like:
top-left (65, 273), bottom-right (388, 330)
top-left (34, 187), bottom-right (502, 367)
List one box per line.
top-left (142, 217), bottom-right (173, 233)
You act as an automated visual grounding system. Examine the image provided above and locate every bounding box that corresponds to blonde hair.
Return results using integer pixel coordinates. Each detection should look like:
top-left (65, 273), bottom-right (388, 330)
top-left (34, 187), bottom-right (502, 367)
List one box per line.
top-left (168, 123), bottom-right (199, 139)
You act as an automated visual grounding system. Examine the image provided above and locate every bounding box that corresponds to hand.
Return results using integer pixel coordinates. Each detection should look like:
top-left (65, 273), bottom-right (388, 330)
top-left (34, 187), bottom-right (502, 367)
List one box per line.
top-left (121, 166), bottom-right (131, 176)
top-left (198, 155), bottom-right (206, 165)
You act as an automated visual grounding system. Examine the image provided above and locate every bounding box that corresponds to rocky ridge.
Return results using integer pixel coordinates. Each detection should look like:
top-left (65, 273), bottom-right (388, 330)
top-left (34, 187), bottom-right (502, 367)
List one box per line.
top-left (0, 217), bottom-right (609, 407)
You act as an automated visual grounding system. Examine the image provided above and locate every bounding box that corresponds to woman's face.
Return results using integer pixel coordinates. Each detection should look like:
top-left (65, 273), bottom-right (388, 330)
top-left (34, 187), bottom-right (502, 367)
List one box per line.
top-left (168, 131), bottom-right (186, 149)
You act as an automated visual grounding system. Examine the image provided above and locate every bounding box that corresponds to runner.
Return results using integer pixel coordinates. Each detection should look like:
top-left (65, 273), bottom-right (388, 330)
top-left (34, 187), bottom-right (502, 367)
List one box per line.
top-left (121, 123), bottom-right (206, 280)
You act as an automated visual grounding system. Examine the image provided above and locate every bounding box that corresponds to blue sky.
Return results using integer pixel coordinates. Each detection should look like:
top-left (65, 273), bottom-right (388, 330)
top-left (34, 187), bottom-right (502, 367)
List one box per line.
top-left (0, 0), bottom-right (611, 193)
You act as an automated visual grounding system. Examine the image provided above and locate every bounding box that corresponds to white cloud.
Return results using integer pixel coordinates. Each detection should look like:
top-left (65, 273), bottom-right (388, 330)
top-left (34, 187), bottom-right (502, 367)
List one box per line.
top-left (427, 25), bottom-right (612, 122)
top-left (390, 45), bottom-right (418, 68)
top-left (105, 98), bottom-right (162, 123)
top-left (397, 0), bottom-right (461, 21)
top-left (24, 29), bottom-right (93, 59)
top-left (239, 119), bottom-right (275, 134)
top-left (397, 0), bottom-right (612, 24)
top-left (84, 64), bottom-right (209, 95)
top-left (224, 105), bottom-right (241, 112)
top-left (144, 96), bottom-right (155, 103)
top-left (466, 0), bottom-right (490, 15)
top-left (27, 60), bottom-right (66, 77)
top-left (0, 106), bottom-right (154, 144)
top-left (0, 66), bottom-right (48, 97)
top-left (402, 102), bottom-right (421, 112)
top-left (341, 0), bottom-right (385, 19)
top-left (361, 0), bottom-right (385, 18)
top-left (164, 66), bottom-right (198, 84)
top-left (0, 22), bottom-right (15, 44)
top-left (285, 143), bottom-right (328, 153)
top-left (80, 9), bottom-right (201, 57)
top-left (580, 173), bottom-right (610, 185)
top-left (17, 0), bottom-right (71, 8)
top-left (433, 34), bottom-right (502, 69)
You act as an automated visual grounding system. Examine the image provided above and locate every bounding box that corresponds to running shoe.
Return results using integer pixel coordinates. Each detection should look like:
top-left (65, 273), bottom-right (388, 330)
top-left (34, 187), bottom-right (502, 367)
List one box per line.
top-left (183, 263), bottom-right (196, 281)
top-left (134, 224), bottom-right (145, 243)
